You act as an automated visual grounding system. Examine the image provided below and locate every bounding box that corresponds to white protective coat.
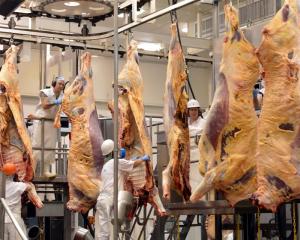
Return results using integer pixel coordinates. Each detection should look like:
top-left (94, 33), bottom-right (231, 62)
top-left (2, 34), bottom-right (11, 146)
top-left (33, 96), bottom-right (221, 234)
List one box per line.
top-left (95, 158), bottom-right (134, 240)
top-left (4, 177), bottom-right (28, 240)
top-left (189, 116), bottom-right (206, 192)
top-left (32, 87), bottom-right (62, 165)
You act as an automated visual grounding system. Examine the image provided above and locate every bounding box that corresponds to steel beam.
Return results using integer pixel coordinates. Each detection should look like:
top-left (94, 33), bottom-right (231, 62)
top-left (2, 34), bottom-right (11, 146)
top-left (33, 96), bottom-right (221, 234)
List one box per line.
top-left (0, 32), bottom-right (212, 63)
top-left (132, 31), bottom-right (212, 50)
top-left (0, 0), bottom-right (214, 41)
top-left (113, 0), bottom-right (119, 239)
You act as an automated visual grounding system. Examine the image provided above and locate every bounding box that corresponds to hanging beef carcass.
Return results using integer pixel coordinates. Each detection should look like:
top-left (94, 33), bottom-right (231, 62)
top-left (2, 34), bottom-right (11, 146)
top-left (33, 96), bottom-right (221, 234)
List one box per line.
top-left (0, 45), bottom-right (43, 208)
top-left (162, 23), bottom-right (191, 201)
top-left (54, 52), bottom-right (104, 213)
top-left (252, 0), bottom-right (300, 212)
top-left (108, 40), bottom-right (166, 216)
top-left (190, 3), bottom-right (259, 205)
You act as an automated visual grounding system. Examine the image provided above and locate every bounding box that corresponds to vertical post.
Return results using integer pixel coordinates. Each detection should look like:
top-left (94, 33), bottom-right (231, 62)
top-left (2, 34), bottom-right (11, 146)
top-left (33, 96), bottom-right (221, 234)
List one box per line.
top-left (143, 206), bottom-right (147, 240)
top-left (63, 185), bottom-right (72, 240)
top-left (211, 0), bottom-right (219, 96)
top-left (57, 127), bottom-right (62, 177)
top-left (0, 173), bottom-right (6, 240)
top-left (40, 119), bottom-right (45, 176)
top-left (113, 0), bottom-right (119, 239)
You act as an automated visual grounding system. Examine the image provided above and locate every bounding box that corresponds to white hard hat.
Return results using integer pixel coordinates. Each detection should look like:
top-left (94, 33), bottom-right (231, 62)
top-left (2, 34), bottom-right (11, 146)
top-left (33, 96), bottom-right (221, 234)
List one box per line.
top-left (187, 99), bottom-right (200, 108)
top-left (101, 139), bottom-right (114, 156)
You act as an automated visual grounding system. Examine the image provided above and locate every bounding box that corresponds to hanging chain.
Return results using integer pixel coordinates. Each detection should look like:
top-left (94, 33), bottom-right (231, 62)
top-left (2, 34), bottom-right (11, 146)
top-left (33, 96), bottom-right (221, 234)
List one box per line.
top-left (293, 202), bottom-right (297, 240)
top-left (257, 207), bottom-right (261, 240)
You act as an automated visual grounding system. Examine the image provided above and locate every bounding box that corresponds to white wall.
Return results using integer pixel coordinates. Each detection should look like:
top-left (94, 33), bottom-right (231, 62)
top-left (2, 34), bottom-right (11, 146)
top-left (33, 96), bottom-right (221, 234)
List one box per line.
top-left (18, 47), bottom-right (212, 117)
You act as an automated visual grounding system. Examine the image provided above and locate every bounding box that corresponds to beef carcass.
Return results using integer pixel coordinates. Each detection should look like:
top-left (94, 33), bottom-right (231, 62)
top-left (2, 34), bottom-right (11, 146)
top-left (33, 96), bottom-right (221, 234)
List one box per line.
top-left (162, 24), bottom-right (191, 201)
top-left (190, 4), bottom-right (259, 205)
top-left (109, 40), bottom-right (166, 216)
top-left (54, 52), bottom-right (104, 213)
top-left (0, 45), bottom-right (43, 208)
top-left (252, 0), bottom-right (300, 212)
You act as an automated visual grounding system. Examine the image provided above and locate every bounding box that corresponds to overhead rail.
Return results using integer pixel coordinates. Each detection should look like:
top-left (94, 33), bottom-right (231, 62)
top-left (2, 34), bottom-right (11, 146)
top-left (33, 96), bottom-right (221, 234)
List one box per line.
top-left (0, 0), bottom-right (214, 42)
top-left (0, 198), bottom-right (28, 240)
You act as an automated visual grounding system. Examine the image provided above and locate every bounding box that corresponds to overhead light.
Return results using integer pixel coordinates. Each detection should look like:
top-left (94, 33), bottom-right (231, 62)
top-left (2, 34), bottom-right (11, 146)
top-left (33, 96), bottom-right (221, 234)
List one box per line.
top-left (181, 22), bottom-right (188, 33)
top-left (64, 1), bottom-right (80, 7)
top-left (91, 55), bottom-right (99, 58)
top-left (51, 8), bottom-right (66, 13)
top-left (118, 13), bottom-right (124, 18)
top-left (138, 42), bottom-right (162, 52)
top-left (89, 6), bottom-right (104, 11)
top-left (63, 39), bottom-right (74, 42)
top-left (82, 12), bottom-right (90, 16)
top-left (137, 8), bottom-right (145, 15)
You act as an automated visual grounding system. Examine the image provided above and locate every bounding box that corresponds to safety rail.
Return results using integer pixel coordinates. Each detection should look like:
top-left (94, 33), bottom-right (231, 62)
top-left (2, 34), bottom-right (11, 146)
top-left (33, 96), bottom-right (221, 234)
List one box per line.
top-left (0, 198), bottom-right (28, 240)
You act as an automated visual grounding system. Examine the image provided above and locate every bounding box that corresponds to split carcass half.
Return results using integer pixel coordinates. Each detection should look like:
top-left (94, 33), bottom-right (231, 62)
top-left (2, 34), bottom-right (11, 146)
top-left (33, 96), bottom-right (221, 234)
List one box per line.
top-left (54, 52), bottom-right (104, 213)
top-left (253, 0), bottom-right (300, 212)
top-left (162, 24), bottom-right (191, 201)
top-left (0, 45), bottom-right (43, 208)
top-left (108, 40), bottom-right (166, 216)
top-left (190, 3), bottom-right (259, 205)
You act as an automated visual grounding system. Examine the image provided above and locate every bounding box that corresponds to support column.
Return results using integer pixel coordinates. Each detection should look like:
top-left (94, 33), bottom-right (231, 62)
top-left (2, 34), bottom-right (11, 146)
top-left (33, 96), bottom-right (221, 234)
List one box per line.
top-left (0, 173), bottom-right (6, 240)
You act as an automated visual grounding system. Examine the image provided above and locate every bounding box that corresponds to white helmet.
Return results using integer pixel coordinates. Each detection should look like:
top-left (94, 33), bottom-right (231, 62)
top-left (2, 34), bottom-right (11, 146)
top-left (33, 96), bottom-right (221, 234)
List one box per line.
top-left (101, 139), bottom-right (114, 156)
top-left (187, 99), bottom-right (200, 108)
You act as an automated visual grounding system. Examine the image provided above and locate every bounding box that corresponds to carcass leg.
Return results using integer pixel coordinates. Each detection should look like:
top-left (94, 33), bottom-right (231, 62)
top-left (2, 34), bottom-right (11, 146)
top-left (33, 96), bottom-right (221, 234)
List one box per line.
top-left (190, 169), bottom-right (215, 202)
top-left (162, 166), bottom-right (171, 200)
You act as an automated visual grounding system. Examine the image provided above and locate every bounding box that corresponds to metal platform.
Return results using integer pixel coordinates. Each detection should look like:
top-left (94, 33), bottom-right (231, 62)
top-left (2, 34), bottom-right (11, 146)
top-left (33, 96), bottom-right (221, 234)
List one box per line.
top-left (165, 200), bottom-right (258, 215)
top-left (33, 176), bottom-right (68, 184)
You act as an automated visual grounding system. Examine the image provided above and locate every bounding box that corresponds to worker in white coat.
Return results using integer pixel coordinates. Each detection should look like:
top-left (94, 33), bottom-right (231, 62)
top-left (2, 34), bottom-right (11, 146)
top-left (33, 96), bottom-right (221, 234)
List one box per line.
top-left (187, 99), bottom-right (207, 192)
top-left (95, 139), bottom-right (150, 240)
top-left (3, 163), bottom-right (29, 240)
top-left (28, 76), bottom-right (65, 178)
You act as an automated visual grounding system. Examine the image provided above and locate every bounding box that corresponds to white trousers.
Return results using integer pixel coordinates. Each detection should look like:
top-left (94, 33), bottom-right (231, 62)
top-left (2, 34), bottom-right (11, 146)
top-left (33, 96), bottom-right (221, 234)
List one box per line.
top-left (4, 215), bottom-right (27, 240)
top-left (95, 197), bottom-right (113, 240)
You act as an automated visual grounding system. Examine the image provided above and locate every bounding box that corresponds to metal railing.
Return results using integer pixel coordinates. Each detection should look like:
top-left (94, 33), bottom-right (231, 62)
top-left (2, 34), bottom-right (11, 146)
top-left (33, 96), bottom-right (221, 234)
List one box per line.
top-left (0, 198), bottom-right (28, 240)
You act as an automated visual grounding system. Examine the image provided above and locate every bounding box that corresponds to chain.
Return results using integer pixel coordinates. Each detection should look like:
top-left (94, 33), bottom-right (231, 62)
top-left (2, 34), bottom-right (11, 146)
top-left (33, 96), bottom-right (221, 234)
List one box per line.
top-left (293, 202), bottom-right (297, 240)
top-left (257, 207), bottom-right (261, 240)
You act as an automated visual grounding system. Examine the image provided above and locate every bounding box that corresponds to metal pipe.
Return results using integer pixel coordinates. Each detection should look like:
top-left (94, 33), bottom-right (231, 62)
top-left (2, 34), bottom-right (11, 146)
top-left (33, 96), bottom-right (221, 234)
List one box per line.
top-left (113, 0), bottom-right (119, 239)
top-left (40, 119), bottom-right (45, 176)
top-left (0, 173), bottom-right (6, 240)
top-left (0, 198), bottom-right (28, 240)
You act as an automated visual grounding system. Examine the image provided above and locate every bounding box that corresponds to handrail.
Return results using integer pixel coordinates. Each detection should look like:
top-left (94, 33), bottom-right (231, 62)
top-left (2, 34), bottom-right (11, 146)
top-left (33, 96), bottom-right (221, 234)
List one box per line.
top-left (0, 198), bottom-right (28, 240)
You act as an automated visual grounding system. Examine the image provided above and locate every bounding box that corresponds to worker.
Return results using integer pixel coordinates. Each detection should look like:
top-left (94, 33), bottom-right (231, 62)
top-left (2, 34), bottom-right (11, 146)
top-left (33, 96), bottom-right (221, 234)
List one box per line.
top-left (28, 76), bottom-right (65, 178)
top-left (95, 139), bottom-right (150, 240)
top-left (187, 99), bottom-right (206, 192)
top-left (3, 163), bottom-right (29, 240)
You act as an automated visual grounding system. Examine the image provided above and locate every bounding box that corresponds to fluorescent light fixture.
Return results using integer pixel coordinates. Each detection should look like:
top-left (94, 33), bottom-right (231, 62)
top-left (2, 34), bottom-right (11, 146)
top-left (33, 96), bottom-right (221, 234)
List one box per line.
top-left (137, 8), bottom-right (145, 15)
top-left (118, 13), bottom-right (124, 18)
top-left (64, 1), bottom-right (80, 7)
top-left (138, 42), bottom-right (162, 52)
top-left (89, 6), bottom-right (104, 11)
top-left (91, 55), bottom-right (99, 58)
top-left (51, 8), bottom-right (67, 13)
top-left (181, 22), bottom-right (188, 33)
top-left (63, 39), bottom-right (74, 42)
top-left (15, 7), bottom-right (31, 14)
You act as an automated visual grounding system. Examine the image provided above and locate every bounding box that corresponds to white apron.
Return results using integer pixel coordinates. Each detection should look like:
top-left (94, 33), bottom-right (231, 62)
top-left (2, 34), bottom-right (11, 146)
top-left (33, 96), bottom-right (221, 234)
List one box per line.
top-left (32, 87), bottom-right (62, 164)
top-left (188, 117), bottom-right (206, 193)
